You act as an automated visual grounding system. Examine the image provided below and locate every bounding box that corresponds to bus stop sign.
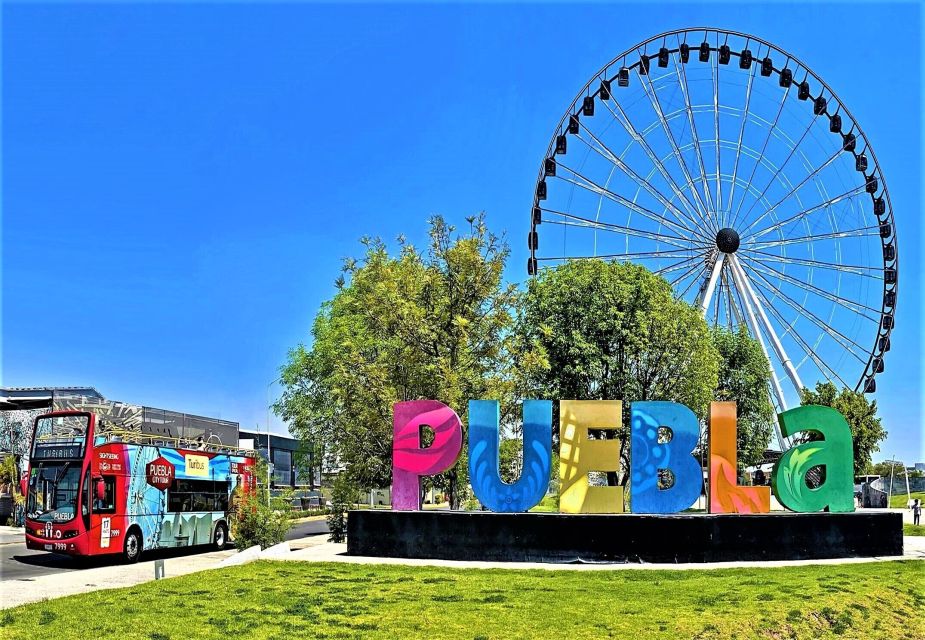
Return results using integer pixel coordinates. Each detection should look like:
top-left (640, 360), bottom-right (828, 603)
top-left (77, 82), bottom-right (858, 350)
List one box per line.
top-left (146, 457), bottom-right (175, 491)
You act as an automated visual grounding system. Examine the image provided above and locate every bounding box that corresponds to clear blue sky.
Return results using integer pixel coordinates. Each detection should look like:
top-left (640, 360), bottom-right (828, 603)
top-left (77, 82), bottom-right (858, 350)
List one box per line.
top-left (2, 2), bottom-right (922, 461)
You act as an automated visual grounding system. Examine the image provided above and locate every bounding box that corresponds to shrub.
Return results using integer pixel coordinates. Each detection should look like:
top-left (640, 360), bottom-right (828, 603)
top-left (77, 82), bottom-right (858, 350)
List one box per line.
top-left (327, 475), bottom-right (357, 543)
top-left (231, 489), bottom-right (291, 549)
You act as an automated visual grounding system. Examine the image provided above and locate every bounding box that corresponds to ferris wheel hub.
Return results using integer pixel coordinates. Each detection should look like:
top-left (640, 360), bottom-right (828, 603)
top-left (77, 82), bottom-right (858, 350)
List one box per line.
top-left (715, 228), bottom-right (741, 254)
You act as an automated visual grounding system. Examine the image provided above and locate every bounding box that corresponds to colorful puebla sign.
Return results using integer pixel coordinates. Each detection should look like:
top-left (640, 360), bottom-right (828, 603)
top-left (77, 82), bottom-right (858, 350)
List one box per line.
top-left (392, 400), bottom-right (855, 514)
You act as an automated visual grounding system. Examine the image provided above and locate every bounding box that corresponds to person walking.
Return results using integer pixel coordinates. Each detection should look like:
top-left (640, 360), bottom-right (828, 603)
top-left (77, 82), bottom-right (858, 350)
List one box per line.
top-left (913, 498), bottom-right (921, 526)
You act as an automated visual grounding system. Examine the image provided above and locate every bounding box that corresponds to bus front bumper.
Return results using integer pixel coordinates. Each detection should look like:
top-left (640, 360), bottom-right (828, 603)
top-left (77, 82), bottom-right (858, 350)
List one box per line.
top-left (25, 531), bottom-right (91, 555)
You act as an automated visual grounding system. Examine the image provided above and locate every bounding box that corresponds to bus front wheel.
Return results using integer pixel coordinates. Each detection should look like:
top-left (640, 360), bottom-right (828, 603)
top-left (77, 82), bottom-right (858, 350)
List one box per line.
top-left (123, 529), bottom-right (142, 564)
top-left (213, 523), bottom-right (228, 551)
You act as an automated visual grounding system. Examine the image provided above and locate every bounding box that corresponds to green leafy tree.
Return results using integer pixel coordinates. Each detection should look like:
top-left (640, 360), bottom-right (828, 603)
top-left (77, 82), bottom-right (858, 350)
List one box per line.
top-left (712, 326), bottom-right (775, 466)
top-left (516, 259), bottom-right (719, 482)
top-left (275, 214), bottom-right (521, 508)
top-left (870, 461), bottom-right (901, 477)
top-left (800, 381), bottom-right (887, 475)
top-left (498, 438), bottom-right (523, 484)
top-left (327, 473), bottom-right (359, 543)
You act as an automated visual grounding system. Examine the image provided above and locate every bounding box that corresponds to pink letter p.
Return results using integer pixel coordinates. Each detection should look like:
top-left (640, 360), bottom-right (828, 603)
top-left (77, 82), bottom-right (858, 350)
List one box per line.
top-left (392, 400), bottom-right (462, 510)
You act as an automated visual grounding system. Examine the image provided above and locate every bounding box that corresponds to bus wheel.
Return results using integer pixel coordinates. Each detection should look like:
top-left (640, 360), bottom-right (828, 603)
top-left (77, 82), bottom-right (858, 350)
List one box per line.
top-left (213, 523), bottom-right (228, 551)
top-left (123, 529), bottom-right (142, 564)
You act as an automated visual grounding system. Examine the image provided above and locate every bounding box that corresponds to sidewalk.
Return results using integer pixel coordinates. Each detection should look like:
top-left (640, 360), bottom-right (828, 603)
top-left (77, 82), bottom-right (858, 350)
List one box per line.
top-left (0, 526), bottom-right (24, 546)
top-left (1, 548), bottom-right (235, 610)
top-left (275, 535), bottom-right (925, 571)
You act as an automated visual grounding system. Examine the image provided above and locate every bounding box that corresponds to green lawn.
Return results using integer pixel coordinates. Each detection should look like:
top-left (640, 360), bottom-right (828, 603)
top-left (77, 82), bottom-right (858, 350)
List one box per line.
top-left (904, 523), bottom-right (925, 536)
top-left (889, 491), bottom-right (925, 509)
top-left (2, 560), bottom-right (922, 639)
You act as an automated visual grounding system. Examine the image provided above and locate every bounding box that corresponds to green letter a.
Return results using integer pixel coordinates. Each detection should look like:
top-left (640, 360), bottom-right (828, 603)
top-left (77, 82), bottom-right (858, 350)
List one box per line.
top-left (771, 405), bottom-right (855, 513)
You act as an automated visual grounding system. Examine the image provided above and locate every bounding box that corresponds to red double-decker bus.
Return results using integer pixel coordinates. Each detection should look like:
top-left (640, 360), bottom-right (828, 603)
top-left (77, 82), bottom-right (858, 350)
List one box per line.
top-left (25, 410), bottom-right (255, 562)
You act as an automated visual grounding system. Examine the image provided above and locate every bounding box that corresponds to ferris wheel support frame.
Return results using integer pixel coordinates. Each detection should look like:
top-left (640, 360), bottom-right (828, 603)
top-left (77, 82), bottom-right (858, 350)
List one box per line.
top-left (727, 252), bottom-right (790, 450)
top-left (698, 253), bottom-right (726, 316)
top-left (729, 254), bottom-right (805, 396)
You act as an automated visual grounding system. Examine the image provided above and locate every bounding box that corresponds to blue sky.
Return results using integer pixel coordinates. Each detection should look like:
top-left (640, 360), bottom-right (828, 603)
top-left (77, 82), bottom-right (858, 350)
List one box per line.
top-left (2, 2), bottom-right (922, 461)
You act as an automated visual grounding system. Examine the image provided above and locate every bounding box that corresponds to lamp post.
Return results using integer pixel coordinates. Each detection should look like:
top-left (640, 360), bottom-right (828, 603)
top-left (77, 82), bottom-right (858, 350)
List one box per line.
top-left (266, 377), bottom-right (281, 505)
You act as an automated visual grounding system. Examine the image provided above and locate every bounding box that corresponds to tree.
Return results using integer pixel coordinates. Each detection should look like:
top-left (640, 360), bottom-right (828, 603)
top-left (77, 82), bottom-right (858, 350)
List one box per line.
top-left (0, 409), bottom-right (39, 474)
top-left (712, 326), bottom-right (775, 466)
top-left (275, 214), bottom-right (521, 508)
top-left (800, 381), bottom-right (887, 475)
top-left (515, 259), bottom-right (719, 482)
top-left (498, 438), bottom-right (523, 485)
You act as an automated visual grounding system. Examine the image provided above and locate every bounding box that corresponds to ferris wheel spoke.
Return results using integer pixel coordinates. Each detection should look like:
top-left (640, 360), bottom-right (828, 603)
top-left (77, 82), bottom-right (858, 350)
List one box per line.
top-left (743, 268), bottom-right (850, 388)
top-left (635, 65), bottom-right (718, 228)
top-left (675, 260), bottom-right (709, 295)
top-left (573, 129), bottom-right (707, 237)
top-left (655, 254), bottom-right (706, 277)
top-left (539, 246), bottom-right (705, 261)
top-left (725, 56), bottom-right (757, 222)
top-left (746, 249), bottom-right (882, 278)
top-left (736, 113), bottom-right (818, 229)
top-left (746, 225), bottom-right (881, 250)
top-left (541, 209), bottom-right (701, 250)
top-left (745, 184), bottom-right (868, 242)
top-left (740, 253), bottom-right (883, 320)
top-left (671, 38), bottom-right (718, 221)
top-left (742, 260), bottom-right (873, 363)
top-left (740, 141), bottom-right (861, 238)
top-left (554, 162), bottom-right (699, 239)
top-left (728, 84), bottom-right (791, 229)
top-left (598, 97), bottom-right (705, 225)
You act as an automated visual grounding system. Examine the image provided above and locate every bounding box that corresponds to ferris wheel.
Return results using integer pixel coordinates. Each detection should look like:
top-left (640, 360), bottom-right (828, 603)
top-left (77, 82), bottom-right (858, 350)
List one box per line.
top-left (527, 28), bottom-right (897, 449)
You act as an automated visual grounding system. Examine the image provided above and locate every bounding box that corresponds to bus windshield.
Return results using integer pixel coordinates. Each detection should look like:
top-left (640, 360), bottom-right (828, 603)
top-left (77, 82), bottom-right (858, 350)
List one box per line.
top-left (32, 414), bottom-right (89, 459)
top-left (26, 462), bottom-right (83, 523)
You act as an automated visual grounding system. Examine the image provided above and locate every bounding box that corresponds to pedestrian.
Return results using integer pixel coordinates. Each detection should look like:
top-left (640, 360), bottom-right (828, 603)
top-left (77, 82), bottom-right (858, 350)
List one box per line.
top-left (913, 498), bottom-right (921, 526)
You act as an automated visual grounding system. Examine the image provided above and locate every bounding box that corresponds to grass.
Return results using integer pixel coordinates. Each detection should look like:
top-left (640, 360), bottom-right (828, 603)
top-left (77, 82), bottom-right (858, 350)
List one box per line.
top-left (889, 491), bottom-right (925, 509)
top-left (904, 523), bottom-right (925, 536)
top-left (2, 560), bottom-right (923, 639)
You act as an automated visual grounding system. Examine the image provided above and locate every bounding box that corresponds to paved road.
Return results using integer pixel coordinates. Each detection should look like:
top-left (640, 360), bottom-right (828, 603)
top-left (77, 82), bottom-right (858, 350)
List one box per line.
top-left (287, 518), bottom-right (328, 540)
top-left (1, 518), bottom-right (328, 581)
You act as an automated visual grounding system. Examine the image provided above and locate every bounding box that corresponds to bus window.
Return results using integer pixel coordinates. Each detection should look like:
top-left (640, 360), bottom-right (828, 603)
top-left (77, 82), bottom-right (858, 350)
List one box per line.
top-left (167, 479), bottom-right (229, 513)
top-left (82, 472), bottom-right (89, 517)
top-left (93, 477), bottom-right (116, 513)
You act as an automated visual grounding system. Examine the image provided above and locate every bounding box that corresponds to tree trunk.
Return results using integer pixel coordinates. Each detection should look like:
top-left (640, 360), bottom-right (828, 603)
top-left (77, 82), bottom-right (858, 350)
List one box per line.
top-left (448, 468), bottom-right (460, 510)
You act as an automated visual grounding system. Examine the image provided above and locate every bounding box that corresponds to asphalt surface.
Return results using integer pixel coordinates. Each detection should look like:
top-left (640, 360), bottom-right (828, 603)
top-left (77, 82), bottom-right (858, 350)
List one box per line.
top-left (0, 518), bottom-right (328, 581)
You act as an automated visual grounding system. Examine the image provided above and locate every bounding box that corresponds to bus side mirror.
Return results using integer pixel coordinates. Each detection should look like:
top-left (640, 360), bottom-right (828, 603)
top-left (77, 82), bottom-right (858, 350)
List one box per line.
top-left (95, 478), bottom-right (106, 501)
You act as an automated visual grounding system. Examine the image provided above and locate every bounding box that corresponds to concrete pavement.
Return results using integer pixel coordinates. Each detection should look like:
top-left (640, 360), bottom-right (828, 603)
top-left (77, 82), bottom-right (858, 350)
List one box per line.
top-left (1, 518), bottom-right (329, 609)
top-left (278, 535), bottom-right (925, 571)
top-left (1, 546), bottom-right (237, 609)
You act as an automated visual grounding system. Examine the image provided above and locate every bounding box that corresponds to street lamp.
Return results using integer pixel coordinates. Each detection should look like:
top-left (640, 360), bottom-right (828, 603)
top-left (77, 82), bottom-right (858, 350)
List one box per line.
top-left (266, 377), bottom-right (281, 505)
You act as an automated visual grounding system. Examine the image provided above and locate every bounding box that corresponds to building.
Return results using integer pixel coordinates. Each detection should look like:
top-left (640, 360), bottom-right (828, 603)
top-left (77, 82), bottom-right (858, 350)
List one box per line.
top-left (239, 430), bottom-right (322, 489)
top-left (1, 386), bottom-right (239, 445)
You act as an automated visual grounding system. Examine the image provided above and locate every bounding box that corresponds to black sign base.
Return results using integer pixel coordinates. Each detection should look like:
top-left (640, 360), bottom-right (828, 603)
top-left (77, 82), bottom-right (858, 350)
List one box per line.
top-left (347, 510), bottom-right (903, 563)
